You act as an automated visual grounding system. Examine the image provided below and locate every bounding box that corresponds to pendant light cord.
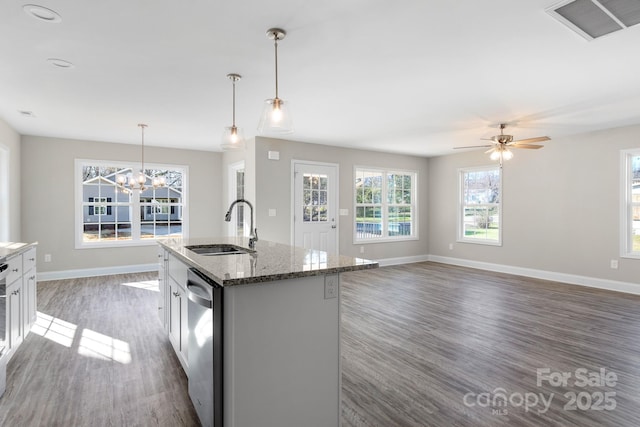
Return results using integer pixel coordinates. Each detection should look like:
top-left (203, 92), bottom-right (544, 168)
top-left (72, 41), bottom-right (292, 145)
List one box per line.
top-left (274, 36), bottom-right (279, 99)
top-left (139, 124), bottom-right (146, 174)
top-left (232, 78), bottom-right (236, 127)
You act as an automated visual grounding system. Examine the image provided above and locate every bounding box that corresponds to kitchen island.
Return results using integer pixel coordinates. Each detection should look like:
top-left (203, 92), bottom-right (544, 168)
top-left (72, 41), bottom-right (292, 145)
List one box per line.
top-left (158, 237), bottom-right (377, 427)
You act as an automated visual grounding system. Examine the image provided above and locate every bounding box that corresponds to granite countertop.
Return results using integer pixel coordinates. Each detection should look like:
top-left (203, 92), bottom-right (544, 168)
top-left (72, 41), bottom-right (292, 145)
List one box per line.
top-left (158, 237), bottom-right (378, 287)
top-left (0, 242), bottom-right (37, 263)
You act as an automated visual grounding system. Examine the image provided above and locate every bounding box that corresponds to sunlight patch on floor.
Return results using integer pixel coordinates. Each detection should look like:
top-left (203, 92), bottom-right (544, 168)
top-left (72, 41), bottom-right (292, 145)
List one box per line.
top-left (78, 328), bottom-right (132, 364)
top-left (121, 279), bottom-right (159, 292)
top-left (31, 312), bottom-right (77, 347)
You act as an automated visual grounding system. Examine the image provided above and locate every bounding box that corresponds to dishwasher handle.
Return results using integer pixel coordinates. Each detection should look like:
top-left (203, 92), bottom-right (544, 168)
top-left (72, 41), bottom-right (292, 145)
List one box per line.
top-left (187, 279), bottom-right (213, 308)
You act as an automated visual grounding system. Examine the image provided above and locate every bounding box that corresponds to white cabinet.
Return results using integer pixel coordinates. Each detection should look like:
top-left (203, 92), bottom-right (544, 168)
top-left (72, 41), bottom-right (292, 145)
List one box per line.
top-left (22, 248), bottom-right (37, 330)
top-left (157, 247), bottom-right (168, 328)
top-left (165, 253), bottom-right (188, 372)
top-left (4, 246), bottom-right (37, 360)
top-left (6, 280), bottom-right (23, 352)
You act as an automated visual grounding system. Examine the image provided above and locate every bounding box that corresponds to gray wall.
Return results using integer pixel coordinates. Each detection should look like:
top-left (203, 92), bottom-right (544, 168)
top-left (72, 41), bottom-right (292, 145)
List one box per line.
top-left (0, 118), bottom-right (21, 241)
top-left (21, 135), bottom-right (222, 272)
top-left (253, 137), bottom-right (429, 260)
top-left (428, 124), bottom-right (640, 284)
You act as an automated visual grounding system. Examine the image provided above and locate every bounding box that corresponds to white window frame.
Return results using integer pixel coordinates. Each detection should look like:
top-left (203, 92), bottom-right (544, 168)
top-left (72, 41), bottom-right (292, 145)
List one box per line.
top-left (75, 159), bottom-right (189, 248)
top-left (458, 165), bottom-right (502, 246)
top-left (620, 149), bottom-right (640, 259)
top-left (353, 166), bottom-right (418, 244)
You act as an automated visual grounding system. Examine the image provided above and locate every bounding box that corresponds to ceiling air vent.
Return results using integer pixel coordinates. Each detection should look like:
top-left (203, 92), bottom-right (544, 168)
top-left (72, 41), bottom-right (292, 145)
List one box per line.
top-left (546, 0), bottom-right (640, 40)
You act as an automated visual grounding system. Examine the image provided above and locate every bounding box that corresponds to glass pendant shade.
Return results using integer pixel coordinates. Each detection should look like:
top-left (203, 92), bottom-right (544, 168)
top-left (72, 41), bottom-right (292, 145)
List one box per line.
top-left (130, 170), bottom-right (147, 190)
top-left (258, 98), bottom-right (293, 134)
top-left (152, 176), bottom-right (166, 188)
top-left (502, 148), bottom-right (514, 160)
top-left (221, 125), bottom-right (245, 151)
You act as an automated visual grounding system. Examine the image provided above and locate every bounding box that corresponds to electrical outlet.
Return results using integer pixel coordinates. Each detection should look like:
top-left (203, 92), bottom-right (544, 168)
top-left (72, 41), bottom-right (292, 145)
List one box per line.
top-left (449, 243), bottom-right (454, 250)
top-left (44, 254), bottom-right (52, 262)
top-left (268, 209), bottom-right (276, 217)
top-left (610, 259), bottom-right (619, 269)
top-left (324, 274), bottom-right (338, 299)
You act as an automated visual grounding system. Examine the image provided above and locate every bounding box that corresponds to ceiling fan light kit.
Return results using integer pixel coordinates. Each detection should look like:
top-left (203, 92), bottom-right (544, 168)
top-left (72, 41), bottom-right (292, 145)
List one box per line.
top-left (454, 123), bottom-right (550, 165)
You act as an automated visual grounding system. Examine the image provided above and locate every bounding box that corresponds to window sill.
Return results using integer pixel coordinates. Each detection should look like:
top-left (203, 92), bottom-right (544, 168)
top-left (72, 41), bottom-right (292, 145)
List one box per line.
top-left (457, 238), bottom-right (502, 247)
top-left (354, 236), bottom-right (419, 245)
top-left (75, 239), bottom-right (170, 249)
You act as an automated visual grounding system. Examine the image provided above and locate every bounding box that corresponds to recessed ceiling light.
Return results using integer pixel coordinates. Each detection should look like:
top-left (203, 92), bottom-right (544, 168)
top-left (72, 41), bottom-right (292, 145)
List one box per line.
top-left (23, 4), bottom-right (62, 23)
top-left (18, 110), bottom-right (36, 118)
top-left (47, 58), bottom-right (74, 69)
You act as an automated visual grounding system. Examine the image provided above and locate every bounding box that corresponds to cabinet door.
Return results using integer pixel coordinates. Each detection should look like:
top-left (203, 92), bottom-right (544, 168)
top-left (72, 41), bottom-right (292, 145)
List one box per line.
top-left (168, 279), bottom-right (182, 351)
top-left (24, 273), bottom-right (37, 329)
top-left (7, 281), bottom-right (24, 351)
top-left (158, 248), bottom-right (168, 327)
top-left (179, 288), bottom-right (188, 361)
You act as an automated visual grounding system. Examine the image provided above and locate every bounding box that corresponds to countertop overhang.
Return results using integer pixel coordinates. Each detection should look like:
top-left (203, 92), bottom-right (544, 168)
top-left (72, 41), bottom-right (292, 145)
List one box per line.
top-left (158, 237), bottom-right (378, 287)
top-left (0, 242), bottom-right (38, 263)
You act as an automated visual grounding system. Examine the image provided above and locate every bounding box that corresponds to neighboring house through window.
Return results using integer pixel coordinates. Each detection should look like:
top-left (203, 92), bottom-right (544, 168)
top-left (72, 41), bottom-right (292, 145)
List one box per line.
top-left (75, 160), bottom-right (188, 247)
top-left (354, 167), bottom-right (417, 242)
top-left (458, 165), bottom-right (502, 245)
top-left (621, 149), bottom-right (640, 258)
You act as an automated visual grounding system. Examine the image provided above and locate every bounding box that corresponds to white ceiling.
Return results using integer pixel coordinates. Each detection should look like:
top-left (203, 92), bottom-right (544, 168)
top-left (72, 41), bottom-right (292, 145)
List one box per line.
top-left (2, 0), bottom-right (640, 157)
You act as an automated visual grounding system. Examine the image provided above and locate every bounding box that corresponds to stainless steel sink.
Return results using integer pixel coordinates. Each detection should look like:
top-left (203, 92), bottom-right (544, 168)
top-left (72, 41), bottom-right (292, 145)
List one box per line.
top-left (185, 244), bottom-right (253, 256)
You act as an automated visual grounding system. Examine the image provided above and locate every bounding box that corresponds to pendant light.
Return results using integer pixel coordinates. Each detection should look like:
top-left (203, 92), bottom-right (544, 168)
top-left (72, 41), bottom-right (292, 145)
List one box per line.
top-left (116, 124), bottom-right (165, 191)
top-left (221, 73), bottom-right (245, 151)
top-left (258, 28), bottom-right (293, 134)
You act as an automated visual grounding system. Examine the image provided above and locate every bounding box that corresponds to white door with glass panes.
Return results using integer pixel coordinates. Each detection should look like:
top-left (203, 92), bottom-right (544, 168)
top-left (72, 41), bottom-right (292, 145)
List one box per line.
top-left (293, 162), bottom-right (338, 254)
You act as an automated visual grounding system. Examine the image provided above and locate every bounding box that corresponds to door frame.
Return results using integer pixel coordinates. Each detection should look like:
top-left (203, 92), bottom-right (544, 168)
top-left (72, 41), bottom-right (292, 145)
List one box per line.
top-left (291, 160), bottom-right (340, 254)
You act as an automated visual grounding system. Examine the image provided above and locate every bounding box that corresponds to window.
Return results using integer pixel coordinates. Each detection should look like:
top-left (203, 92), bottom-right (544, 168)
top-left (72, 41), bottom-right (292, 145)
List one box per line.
top-left (303, 173), bottom-right (328, 223)
top-left (75, 160), bottom-right (188, 248)
top-left (459, 166), bottom-right (501, 245)
top-left (621, 149), bottom-right (640, 258)
top-left (354, 168), bottom-right (417, 242)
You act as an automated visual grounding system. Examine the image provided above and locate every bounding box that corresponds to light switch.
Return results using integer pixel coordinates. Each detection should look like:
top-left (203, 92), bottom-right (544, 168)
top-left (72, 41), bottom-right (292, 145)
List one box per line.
top-left (339, 209), bottom-right (349, 216)
top-left (268, 209), bottom-right (276, 217)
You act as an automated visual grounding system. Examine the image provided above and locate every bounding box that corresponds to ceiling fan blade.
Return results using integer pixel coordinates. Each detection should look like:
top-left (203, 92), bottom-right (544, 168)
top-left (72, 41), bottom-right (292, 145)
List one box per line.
top-left (480, 138), bottom-right (496, 141)
top-left (484, 147), bottom-right (496, 154)
top-left (511, 144), bottom-right (543, 149)
top-left (453, 145), bottom-right (493, 149)
top-left (510, 136), bottom-right (550, 144)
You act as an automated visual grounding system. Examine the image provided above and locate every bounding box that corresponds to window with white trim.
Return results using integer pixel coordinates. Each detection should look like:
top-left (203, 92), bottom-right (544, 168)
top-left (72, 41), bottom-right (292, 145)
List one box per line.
top-left (458, 166), bottom-right (501, 245)
top-left (621, 149), bottom-right (640, 258)
top-left (354, 168), bottom-right (417, 242)
top-left (75, 160), bottom-right (188, 247)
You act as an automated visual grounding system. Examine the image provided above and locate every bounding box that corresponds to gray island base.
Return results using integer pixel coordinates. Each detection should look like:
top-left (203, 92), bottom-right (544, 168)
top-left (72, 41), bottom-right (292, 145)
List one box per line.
top-left (158, 237), bottom-right (378, 427)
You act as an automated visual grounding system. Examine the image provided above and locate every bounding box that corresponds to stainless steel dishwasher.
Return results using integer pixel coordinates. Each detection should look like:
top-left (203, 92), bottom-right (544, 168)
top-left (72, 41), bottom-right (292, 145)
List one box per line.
top-left (187, 268), bottom-right (222, 427)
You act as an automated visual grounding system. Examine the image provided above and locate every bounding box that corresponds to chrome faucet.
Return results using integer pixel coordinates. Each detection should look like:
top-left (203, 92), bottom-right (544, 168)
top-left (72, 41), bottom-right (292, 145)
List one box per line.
top-left (225, 199), bottom-right (258, 249)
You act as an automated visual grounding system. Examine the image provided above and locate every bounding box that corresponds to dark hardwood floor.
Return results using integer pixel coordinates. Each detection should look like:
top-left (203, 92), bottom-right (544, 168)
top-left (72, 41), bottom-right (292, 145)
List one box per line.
top-left (341, 263), bottom-right (640, 427)
top-left (0, 273), bottom-right (200, 427)
top-left (1, 262), bottom-right (640, 426)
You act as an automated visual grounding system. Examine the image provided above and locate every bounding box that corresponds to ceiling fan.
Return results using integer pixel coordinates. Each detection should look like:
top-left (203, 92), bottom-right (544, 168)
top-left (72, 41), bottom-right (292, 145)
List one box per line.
top-left (454, 123), bottom-right (550, 164)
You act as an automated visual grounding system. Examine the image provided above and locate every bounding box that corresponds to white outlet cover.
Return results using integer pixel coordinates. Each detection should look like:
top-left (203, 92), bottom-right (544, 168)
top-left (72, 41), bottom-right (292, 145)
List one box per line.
top-left (268, 209), bottom-right (276, 217)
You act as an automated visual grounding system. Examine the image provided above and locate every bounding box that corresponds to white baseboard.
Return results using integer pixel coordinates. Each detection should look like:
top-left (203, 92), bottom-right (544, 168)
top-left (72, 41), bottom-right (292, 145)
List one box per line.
top-left (38, 263), bottom-right (158, 282)
top-left (428, 255), bottom-right (640, 295)
top-left (376, 254), bottom-right (430, 267)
